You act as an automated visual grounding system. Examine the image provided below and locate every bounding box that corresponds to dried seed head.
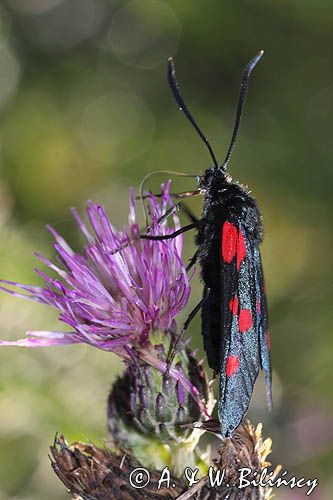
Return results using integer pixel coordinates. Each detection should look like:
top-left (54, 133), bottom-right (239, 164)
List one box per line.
top-left (51, 421), bottom-right (278, 500)
top-left (190, 421), bottom-right (280, 500)
top-left (50, 435), bottom-right (184, 500)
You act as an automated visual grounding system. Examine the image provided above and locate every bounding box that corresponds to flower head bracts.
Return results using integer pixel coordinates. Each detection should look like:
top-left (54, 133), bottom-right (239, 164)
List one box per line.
top-left (0, 182), bottom-right (190, 354)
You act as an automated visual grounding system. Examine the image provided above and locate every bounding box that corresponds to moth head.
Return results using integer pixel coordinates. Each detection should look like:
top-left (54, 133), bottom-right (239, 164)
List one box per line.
top-left (197, 167), bottom-right (229, 192)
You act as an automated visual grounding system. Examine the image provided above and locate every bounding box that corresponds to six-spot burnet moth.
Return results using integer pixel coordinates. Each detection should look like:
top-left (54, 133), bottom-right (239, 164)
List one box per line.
top-left (114, 50), bottom-right (272, 437)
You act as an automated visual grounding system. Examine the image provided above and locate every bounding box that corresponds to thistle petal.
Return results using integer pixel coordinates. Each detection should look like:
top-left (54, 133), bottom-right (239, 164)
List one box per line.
top-left (0, 331), bottom-right (80, 347)
top-left (0, 184), bottom-right (191, 356)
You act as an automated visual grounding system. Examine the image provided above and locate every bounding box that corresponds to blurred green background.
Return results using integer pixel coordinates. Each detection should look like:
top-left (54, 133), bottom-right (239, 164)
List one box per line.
top-left (0, 0), bottom-right (332, 498)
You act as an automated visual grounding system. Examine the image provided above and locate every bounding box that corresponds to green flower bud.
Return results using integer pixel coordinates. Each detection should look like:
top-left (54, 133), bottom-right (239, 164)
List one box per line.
top-left (107, 334), bottom-right (213, 474)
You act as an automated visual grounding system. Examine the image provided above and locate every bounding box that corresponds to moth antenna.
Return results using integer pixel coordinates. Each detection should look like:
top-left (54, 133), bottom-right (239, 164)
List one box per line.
top-left (222, 50), bottom-right (264, 170)
top-left (168, 57), bottom-right (219, 169)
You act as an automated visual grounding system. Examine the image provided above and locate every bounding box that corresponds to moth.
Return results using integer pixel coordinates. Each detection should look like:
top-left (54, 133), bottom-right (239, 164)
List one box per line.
top-left (118, 51), bottom-right (272, 437)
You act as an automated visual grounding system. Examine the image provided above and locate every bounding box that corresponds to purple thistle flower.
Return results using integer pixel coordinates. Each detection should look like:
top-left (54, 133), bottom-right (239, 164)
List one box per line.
top-left (0, 182), bottom-right (190, 354)
top-left (0, 181), bottom-right (212, 416)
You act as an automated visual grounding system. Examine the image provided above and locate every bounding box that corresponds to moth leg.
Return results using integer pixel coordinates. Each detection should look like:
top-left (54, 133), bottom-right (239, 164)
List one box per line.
top-left (186, 250), bottom-right (198, 273)
top-left (140, 222), bottom-right (197, 241)
top-left (152, 200), bottom-right (198, 225)
top-left (166, 299), bottom-right (204, 372)
top-left (137, 189), bottom-right (201, 200)
top-left (155, 203), bottom-right (180, 225)
top-left (110, 202), bottom-right (187, 254)
top-left (141, 201), bottom-right (199, 241)
top-left (178, 202), bottom-right (199, 224)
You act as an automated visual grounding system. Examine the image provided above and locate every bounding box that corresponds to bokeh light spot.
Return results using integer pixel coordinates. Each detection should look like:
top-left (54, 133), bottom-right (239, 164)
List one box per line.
top-left (15, 0), bottom-right (105, 51)
top-left (79, 91), bottom-right (155, 165)
top-left (5, 0), bottom-right (63, 15)
top-left (0, 46), bottom-right (20, 108)
top-left (108, 0), bottom-right (181, 69)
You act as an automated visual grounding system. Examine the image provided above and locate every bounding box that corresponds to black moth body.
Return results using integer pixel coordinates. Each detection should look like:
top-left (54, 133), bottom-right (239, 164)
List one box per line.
top-left (196, 168), bottom-right (272, 437)
top-left (130, 50), bottom-right (273, 438)
top-left (165, 50), bottom-right (272, 438)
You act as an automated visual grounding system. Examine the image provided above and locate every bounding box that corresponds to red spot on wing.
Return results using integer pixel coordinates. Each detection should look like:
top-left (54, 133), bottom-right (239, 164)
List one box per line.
top-left (236, 228), bottom-right (246, 271)
top-left (257, 298), bottom-right (261, 313)
top-left (239, 309), bottom-right (252, 332)
top-left (226, 354), bottom-right (239, 378)
top-left (229, 296), bottom-right (239, 315)
top-left (267, 329), bottom-right (271, 351)
top-left (222, 222), bottom-right (238, 263)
